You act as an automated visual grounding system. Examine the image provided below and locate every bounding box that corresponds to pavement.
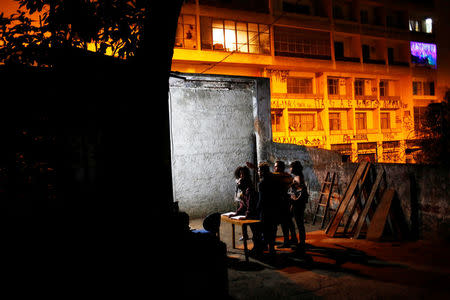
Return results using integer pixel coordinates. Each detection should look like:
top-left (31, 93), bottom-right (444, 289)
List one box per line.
top-left (190, 217), bottom-right (450, 299)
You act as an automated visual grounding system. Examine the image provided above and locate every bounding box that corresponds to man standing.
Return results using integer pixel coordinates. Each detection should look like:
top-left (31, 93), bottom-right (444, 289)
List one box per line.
top-left (257, 162), bottom-right (279, 256)
top-left (273, 161), bottom-right (298, 247)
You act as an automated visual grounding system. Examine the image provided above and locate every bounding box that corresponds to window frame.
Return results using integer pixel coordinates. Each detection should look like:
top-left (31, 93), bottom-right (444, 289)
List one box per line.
top-left (354, 79), bottom-right (364, 96)
top-left (287, 77), bottom-right (313, 94)
top-left (327, 78), bottom-right (339, 95)
top-left (380, 112), bottom-right (391, 129)
top-left (355, 112), bottom-right (367, 130)
top-left (288, 113), bottom-right (316, 131)
top-left (329, 112), bottom-right (341, 131)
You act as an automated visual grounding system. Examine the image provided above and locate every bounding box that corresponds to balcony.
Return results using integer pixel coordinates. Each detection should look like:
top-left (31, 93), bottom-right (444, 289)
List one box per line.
top-left (328, 97), bottom-right (353, 109)
top-left (363, 58), bottom-right (386, 65)
top-left (271, 93), bottom-right (325, 109)
top-left (335, 56), bottom-right (360, 63)
top-left (380, 96), bottom-right (402, 109)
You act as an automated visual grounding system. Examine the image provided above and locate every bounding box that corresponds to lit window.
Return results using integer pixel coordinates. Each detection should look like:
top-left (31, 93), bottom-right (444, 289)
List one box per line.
top-left (425, 18), bottom-right (432, 33)
top-left (201, 17), bottom-right (270, 54)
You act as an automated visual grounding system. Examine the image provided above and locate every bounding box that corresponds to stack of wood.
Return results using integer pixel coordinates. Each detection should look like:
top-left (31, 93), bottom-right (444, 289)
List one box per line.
top-left (323, 161), bottom-right (402, 241)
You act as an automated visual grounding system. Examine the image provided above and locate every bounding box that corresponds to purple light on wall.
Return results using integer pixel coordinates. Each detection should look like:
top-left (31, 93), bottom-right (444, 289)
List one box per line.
top-left (410, 42), bottom-right (437, 68)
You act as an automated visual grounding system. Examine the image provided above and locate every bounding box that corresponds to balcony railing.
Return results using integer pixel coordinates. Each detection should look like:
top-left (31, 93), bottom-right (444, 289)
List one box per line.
top-left (271, 95), bottom-right (325, 109)
top-left (380, 96), bottom-right (402, 109)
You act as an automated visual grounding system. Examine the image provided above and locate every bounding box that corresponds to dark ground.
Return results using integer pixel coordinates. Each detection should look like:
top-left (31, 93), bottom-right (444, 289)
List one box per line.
top-left (190, 218), bottom-right (450, 299)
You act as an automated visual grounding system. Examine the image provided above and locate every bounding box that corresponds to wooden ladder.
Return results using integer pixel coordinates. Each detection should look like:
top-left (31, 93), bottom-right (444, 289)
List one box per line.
top-left (312, 172), bottom-right (336, 229)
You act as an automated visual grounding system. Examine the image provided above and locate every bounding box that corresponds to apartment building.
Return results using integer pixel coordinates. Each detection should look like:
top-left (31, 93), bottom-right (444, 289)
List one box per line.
top-left (171, 0), bottom-right (444, 163)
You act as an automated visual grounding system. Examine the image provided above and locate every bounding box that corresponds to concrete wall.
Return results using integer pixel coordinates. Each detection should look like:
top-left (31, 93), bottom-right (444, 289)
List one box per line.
top-left (169, 74), bottom-right (262, 217)
top-left (376, 163), bottom-right (450, 241)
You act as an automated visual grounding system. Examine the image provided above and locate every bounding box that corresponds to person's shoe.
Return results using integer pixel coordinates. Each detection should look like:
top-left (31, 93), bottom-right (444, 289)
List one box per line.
top-left (239, 236), bottom-right (244, 241)
top-left (289, 238), bottom-right (298, 245)
top-left (278, 242), bottom-right (291, 249)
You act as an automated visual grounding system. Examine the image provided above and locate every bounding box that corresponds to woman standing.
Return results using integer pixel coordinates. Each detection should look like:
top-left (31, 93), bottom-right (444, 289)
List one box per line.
top-left (288, 161), bottom-right (309, 252)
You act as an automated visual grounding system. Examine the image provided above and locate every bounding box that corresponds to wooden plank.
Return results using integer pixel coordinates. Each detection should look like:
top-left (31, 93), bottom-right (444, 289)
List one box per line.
top-left (353, 169), bottom-right (384, 239)
top-left (325, 161), bottom-right (369, 237)
top-left (366, 189), bottom-right (395, 241)
top-left (342, 164), bottom-right (371, 234)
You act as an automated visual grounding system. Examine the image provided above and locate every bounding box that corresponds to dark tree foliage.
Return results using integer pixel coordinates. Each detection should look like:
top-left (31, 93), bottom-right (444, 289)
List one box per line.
top-left (415, 90), bottom-right (450, 165)
top-left (0, 0), bottom-right (147, 65)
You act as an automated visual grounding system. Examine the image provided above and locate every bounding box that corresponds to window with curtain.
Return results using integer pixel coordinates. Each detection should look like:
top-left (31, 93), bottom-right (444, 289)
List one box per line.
top-left (288, 113), bottom-right (315, 131)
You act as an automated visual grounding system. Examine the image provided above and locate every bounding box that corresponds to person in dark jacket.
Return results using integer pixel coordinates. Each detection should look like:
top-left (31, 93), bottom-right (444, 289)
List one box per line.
top-left (273, 160), bottom-right (298, 247)
top-left (258, 162), bottom-right (280, 255)
top-left (288, 161), bottom-right (309, 252)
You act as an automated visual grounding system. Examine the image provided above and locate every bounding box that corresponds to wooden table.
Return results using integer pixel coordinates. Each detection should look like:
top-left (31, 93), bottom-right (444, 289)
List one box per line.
top-left (221, 215), bottom-right (260, 261)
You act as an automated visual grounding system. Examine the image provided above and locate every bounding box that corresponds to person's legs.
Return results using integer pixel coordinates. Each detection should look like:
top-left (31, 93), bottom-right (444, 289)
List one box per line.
top-left (293, 203), bottom-right (306, 247)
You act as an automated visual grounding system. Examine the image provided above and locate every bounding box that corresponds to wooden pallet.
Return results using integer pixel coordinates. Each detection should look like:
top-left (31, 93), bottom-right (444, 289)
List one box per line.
top-left (325, 161), bottom-right (370, 237)
top-left (353, 168), bottom-right (385, 239)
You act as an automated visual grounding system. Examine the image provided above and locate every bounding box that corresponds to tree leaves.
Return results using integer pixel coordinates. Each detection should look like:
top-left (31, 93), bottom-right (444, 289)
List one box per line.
top-left (1, 0), bottom-right (147, 65)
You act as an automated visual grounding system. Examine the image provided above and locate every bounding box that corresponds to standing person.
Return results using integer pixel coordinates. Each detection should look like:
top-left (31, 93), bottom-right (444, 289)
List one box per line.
top-left (257, 162), bottom-right (279, 256)
top-left (233, 166), bottom-right (250, 216)
top-left (230, 166), bottom-right (264, 253)
top-left (273, 161), bottom-right (298, 247)
top-left (288, 161), bottom-right (309, 253)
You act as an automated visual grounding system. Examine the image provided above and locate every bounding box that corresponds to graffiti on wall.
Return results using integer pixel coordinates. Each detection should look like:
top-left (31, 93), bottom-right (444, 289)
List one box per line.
top-left (273, 136), bottom-right (326, 147)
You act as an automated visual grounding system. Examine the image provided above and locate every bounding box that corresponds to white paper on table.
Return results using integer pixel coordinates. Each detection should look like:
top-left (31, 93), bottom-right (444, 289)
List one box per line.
top-left (230, 215), bottom-right (246, 220)
top-left (221, 212), bottom-right (235, 217)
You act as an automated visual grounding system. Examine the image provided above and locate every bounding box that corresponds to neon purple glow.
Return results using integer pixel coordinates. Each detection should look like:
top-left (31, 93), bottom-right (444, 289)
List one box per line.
top-left (410, 42), bottom-right (437, 67)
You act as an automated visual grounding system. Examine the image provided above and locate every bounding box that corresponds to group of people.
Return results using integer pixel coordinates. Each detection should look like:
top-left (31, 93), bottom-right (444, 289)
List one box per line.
top-left (230, 160), bottom-right (309, 257)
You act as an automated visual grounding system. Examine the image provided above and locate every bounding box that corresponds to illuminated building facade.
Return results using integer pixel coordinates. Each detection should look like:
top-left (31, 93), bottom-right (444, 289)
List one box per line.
top-left (171, 0), bottom-right (445, 163)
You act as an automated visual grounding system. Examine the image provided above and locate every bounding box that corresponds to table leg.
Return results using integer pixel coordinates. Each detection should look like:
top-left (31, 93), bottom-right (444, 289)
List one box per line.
top-left (232, 224), bottom-right (236, 249)
top-left (243, 224), bottom-right (249, 262)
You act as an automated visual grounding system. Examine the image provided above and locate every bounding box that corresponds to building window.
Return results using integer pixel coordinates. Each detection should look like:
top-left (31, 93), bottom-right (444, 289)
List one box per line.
top-left (289, 113), bottom-right (315, 131)
top-left (287, 77), bottom-right (313, 94)
top-left (327, 78), bottom-right (339, 95)
top-left (380, 112), bottom-right (390, 129)
top-left (358, 142), bottom-right (377, 151)
top-left (379, 80), bottom-right (388, 97)
top-left (360, 10), bottom-right (369, 24)
top-left (329, 112), bottom-right (341, 130)
top-left (413, 81), bottom-right (435, 96)
top-left (425, 18), bottom-right (433, 33)
top-left (274, 27), bottom-right (331, 59)
top-left (271, 110), bottom-right (284, 132)
top-left (200, 17), bottom-right (270, 54)
top-left (355, 112), bottom-right (367, 130)
top-left (409, 17), bottom-right (433, 33)
top-left (414, 106), bottom-right (427, 132)
top-left (283, 1), bottom-right (311, 15)
top-left (355, 79), bottom-right (364, 96)
top-left (383, 141), bottom-right (400, 149)
top-left (175, 15), bottom-right (197, 49)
